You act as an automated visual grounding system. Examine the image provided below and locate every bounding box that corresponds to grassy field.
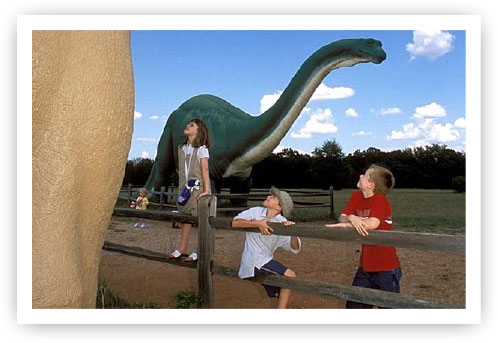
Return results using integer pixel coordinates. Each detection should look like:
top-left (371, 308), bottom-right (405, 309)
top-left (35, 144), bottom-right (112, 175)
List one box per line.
top-left (293, 189), bottom-right (465, 235)
top-left (119, 188), bottom-right (465, 236)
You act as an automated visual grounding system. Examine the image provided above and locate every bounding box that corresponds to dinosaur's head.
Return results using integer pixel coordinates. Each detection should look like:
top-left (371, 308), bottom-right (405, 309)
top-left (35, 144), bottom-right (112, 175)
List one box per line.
top-left (352, 38), bottom-right (386, 64)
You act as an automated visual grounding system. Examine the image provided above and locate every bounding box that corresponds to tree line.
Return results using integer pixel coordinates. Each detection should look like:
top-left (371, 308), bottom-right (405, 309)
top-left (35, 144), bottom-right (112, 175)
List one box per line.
top-left (123, 140), bottom-right (466, 191)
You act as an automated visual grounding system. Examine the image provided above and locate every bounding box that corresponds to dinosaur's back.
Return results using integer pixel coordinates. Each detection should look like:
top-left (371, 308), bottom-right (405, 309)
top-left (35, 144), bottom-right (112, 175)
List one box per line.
top-left (165, 94), bottom-right (255, 180)
top-left (172, 94), bottom-right (251, 121)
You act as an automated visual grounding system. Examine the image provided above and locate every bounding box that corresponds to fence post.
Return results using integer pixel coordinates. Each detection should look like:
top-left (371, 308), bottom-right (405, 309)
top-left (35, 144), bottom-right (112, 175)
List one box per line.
top-left (197, 195), bottom-right (217, 308)
top-left (160, 186), bottom-right (166, 210)
top-left (128, 183), bottom-right (132, 207)
top-left (168, 185), bottom-right (175, 203)
top-left (329, 186), bottom-right (335, 219)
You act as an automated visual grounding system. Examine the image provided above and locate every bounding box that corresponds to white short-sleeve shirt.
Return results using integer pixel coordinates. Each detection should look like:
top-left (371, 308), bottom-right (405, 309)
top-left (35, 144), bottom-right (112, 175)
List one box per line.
top-left (182, 143), bottom-right (209, 162)
top-left (234, 207), bottom-right (302, 279)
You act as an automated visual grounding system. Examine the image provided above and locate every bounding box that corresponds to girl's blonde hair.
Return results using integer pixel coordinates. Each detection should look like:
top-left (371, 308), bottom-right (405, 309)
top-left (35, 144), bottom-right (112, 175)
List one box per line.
top-left (368, 164), bottom-right (395, 195)
top-left (184, 118), bottom-right (210, 148)
top-left (139, 187), bottom-right (148, 195)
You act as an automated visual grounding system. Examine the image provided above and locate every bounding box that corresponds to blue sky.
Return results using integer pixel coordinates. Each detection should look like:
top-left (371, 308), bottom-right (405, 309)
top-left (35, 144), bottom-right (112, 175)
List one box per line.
top-left (129, 30), bottom-right (466, 159)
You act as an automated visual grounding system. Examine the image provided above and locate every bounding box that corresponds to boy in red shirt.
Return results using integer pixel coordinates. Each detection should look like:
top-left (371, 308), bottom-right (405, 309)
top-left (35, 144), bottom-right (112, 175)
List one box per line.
top-left (326, 164), bottom-right (401, 308)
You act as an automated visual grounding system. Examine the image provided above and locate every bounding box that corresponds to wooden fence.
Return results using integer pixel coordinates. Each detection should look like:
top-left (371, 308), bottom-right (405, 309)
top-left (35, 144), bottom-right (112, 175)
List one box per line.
top-left (105, 195), bottom-right (465, 309)
top-left (121, 183), bottom-right (335, 218)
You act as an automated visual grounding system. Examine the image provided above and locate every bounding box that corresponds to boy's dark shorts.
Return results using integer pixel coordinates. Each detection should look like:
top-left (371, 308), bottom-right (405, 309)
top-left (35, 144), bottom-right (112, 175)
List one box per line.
top-left (254, 259), bottom-right (288, 298)
top-left (346, 266), bottom-right (402, 309)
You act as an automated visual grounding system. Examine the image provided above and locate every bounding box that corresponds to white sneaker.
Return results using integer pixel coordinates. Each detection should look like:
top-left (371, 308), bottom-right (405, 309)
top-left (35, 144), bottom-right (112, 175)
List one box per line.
top-left (134, 223), bottom-right (139, 228)
top-left (140, 223), bottom-right (146, 228)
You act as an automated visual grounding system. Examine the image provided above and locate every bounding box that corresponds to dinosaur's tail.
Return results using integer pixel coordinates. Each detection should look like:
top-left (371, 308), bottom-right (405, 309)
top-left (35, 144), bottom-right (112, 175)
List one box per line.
top-left (144, 125), bottom-right (175, 192)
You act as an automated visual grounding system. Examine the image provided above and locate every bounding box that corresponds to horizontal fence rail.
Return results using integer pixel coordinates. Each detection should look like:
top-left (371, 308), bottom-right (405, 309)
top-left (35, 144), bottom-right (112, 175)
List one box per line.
top-left (103, 241), bottom-right (197, 269)
top-left (121, 184), bottom-right (334, 216)
top-left (102, 238), bottom-right (463, 309)
top-left (108, 195), bottom-right (465, 309)
top-left (113, 207), bottom-right (198, 225)
top-left (210, 218), bottom-right (465, 255)
top-left (211, 266), bottom-right (463, 309)
top-left (112, 207), bottom-right (465, 254)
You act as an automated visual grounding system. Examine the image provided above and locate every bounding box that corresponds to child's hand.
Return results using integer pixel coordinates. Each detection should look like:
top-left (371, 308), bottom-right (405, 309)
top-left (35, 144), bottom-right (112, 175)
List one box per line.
top-left (283, 221), bottom-right (295, 226)
top-left (325, 223), bottom-right (348, 228)
top-left (256, 220), bottom-right (273, 235)
top-left (348, 215), bottom-right (370, 236)
top-left (196, 191), bottom-right (209, 201)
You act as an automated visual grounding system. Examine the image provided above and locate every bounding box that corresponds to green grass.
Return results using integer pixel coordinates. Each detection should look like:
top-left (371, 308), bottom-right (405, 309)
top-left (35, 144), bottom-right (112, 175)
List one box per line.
top-left (172, 290), bottom-right (202, 309)
top-left (96, 281), bottom-right (161, 309)
top-left (387, 189), bottom-right (465, 234)
top-left (274, 188), bottom-right (465, 235)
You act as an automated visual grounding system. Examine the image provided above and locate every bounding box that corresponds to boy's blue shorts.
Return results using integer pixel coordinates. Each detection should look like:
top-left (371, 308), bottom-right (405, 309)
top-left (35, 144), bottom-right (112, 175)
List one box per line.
top-left (254, 259), bottom-right (288, 298)
top-left (346, 266), bottom-right (402, 309)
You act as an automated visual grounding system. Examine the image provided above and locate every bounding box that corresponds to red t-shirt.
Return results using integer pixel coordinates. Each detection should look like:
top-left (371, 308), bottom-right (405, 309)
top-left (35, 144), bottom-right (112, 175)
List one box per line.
top-left (342, 191), bottom-right (400, 272)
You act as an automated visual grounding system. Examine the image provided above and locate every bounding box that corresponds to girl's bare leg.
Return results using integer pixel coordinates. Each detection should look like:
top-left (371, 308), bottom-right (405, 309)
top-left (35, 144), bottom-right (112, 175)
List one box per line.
top-left (179, 223), bottom-right (191, 254)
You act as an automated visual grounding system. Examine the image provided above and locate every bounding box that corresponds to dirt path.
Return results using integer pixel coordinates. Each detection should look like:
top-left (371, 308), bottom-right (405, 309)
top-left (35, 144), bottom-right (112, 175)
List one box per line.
top-left (98, 217), bottom-right (465, 309)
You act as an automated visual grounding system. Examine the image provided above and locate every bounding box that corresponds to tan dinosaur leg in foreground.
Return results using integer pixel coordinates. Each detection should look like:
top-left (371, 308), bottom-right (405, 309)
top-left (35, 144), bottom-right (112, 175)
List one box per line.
top-left (32, 30), bottom-right (134, 308)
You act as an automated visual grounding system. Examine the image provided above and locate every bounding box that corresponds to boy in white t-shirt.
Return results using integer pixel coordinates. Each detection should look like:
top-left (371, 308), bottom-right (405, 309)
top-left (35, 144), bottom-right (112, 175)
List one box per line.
top-left (232, 187), bottom-right (301, 309)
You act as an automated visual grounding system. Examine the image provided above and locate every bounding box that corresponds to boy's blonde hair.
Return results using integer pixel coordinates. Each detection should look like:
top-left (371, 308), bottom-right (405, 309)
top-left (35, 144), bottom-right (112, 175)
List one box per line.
top-left (368, 164), bottom-right (395, 195)
top-left (139, 188), bottom-right (148, 196)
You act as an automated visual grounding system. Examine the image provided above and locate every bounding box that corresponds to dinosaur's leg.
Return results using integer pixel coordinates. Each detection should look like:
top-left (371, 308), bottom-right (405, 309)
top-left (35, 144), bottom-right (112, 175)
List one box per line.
top-left (212, 179), bottom-right (221, 195)
top-left (32, 30), bottom-right (133, 308)
top-left (228, 176), bottom-right (252, 208)
top-left (144, 126), bottom-right (175, 192)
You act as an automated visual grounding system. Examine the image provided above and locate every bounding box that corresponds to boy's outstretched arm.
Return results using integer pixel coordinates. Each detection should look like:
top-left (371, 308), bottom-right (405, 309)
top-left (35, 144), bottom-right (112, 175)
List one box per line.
top-left (326, 214), bottom-right (380, 236)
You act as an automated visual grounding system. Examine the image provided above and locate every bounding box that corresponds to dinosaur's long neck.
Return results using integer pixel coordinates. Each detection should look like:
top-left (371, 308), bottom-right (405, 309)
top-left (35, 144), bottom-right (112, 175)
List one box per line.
top-left (253, 52), bottom-right (358, 149)
top-left (224, 41), bottom-right (366, 178)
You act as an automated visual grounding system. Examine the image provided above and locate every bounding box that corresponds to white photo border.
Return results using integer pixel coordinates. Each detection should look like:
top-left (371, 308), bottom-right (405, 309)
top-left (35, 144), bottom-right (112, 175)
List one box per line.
top-left (18, 14), bottom-right (480, 325)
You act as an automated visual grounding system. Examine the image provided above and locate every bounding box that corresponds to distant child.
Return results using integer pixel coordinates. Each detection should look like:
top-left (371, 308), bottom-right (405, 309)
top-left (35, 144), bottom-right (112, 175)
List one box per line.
top-left (232, 187), bottom-right (301, 309)
top-left (325, 164), bottom-right (401, 309)
top-left (169, 119), bottom-right (211, 262)
top-left (132, 188), bottom-right (149, 228)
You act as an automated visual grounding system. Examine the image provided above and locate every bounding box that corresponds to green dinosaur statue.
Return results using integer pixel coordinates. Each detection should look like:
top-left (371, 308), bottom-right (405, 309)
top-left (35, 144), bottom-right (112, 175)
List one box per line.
top-left (145, 38), bottom-right (386, 194)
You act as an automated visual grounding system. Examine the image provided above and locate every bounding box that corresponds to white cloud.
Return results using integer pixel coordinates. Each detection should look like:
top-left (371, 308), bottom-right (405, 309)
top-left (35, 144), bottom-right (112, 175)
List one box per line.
top-left (353, 131), bottom-right (372, 136)
top-left (387, 102), bottom-right (461, 146)
top-left (134, 110), bottom-right (143, 120)
top-left (406, 30), bottom-right (455, 61)
top-left (301, 107), bottom-right (312, 114)
top-left (149, 115), bottom-right (159, 120)
top-left (387, 123), bottom-right (420, 140)
top-left (345, 108), bottom-right (359, 117)
top-left (137, 138), bottom-right (157, 143)
top-left (412, 102), bottom-right (446, 119)
top-left (273, 145), bottom-right (311, 155)
top-left (260, 90), bottom-right (283, 113)
top-left (259, 83), bottom-right (354, 113)
top-left (141, 151), bottom-right (149, 158)
top-left (290, 108), bottom-right (338, 139)
top-left (311, 83), bottom-right (354, 100)
top-left (380, 107), bottom-right (401, 115)
top-left (454, 117), bottom-right (466, 128)
top-left (428, 123), bottom-right (460, 142)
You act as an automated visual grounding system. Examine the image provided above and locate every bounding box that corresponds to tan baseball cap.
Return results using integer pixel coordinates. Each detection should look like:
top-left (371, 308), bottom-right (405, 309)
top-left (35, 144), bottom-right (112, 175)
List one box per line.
top-left (270, 186), bottom-right (294, 218)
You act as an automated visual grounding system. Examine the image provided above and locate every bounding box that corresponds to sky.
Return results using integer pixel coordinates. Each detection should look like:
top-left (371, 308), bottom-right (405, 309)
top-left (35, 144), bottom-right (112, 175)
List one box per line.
top-left (129, 29), bottom-right (466, 159)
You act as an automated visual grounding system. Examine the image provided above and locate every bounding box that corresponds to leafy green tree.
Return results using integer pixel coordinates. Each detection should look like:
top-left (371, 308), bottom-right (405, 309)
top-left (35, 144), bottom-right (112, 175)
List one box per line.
top-left (122, 158), bottom-right (154, 186)
top-left (310, 140), bottom-right (349, 189)
top-left (451, 176), bottom-right (466, 193)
